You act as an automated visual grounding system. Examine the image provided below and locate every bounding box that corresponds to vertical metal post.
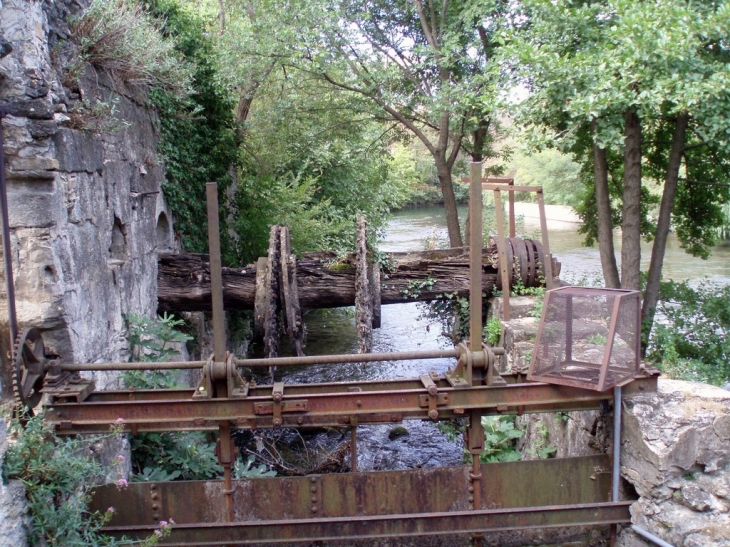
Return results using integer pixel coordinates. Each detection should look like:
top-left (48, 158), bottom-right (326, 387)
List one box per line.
top-left (611, 385), bottom-right (622, 547)
top-left (206, 182), bottom-right (226, 364)
top-left (565, 295), bottom-right (573, 363)
top-left (219, 421), bottom-right (235, 523)
top-left (493, 190), bottom-right (510, 321)
top-left (469, 162), bottom-right (483, 352)
top-left (612, 386), bottom-right (622, 502)
top-left (0, 107), bottom-right (18, 355)
top-left (469, 410), bottom-right (484, 547)
top-left (350, 425), bottom-right (358, 473)
top-left (468, 163), bottom-right (484, 547)
top-left (536, 190), bottom-right (555, 289)
top-left (508, 179), bottom-right (516, 238)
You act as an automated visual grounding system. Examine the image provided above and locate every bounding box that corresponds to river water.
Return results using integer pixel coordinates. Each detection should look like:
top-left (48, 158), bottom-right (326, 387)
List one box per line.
top-left (251, 204), bottom-right (730, 473)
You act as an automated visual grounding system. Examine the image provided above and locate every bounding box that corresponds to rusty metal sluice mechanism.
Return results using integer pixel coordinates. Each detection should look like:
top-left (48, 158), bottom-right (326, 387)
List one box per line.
top-left (11, 170), bottom-right (656, 546)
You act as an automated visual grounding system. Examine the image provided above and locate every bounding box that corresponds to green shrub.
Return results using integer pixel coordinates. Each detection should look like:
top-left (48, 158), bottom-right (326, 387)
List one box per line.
top-left (646, 279), bottom-right (730, 386)
top-left (124, 314), bottom-right (222, 482)
top-left (2, 414), bottom-right (173, 546)
top-left (71, 0), bottom-right (192, 97)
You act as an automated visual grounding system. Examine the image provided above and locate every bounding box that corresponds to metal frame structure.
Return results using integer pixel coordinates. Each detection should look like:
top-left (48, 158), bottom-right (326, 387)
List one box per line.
top-left (8, 168), bottom-right (655, 546)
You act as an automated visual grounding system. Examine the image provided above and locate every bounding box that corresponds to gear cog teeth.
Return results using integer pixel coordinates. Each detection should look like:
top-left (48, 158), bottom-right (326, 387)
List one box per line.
top-left (13, 327), bottom-right (46, 414)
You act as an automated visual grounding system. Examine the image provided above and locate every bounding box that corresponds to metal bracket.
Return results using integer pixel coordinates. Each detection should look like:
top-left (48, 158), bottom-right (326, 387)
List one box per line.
top-left (272, 382), bottom-right (284, 427)
top-left (194, 353), bottom-right (249, 399)
top-left (420, 374), bottom-right (441, 421)
top-left (447, 343), bottom-right (505, 388)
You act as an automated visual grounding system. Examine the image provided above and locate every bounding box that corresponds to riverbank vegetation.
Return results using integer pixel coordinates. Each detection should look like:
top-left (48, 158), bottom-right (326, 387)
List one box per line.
top-left (66, 0), bottom-right (730, 380)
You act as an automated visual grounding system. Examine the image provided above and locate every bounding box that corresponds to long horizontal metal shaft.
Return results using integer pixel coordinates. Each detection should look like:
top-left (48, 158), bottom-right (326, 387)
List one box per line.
top-left (59, 348), bottom-right (504, 371)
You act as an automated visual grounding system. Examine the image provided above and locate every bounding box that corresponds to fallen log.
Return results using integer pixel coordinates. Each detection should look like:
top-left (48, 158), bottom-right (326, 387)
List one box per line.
top-left (157, 239), bottom-right (556, 313)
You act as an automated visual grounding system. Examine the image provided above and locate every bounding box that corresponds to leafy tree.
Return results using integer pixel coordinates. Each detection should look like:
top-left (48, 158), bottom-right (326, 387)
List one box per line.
top-left (223, 0), bottom-right (510, 247)
top-left (509, 147), bottom-right (583, 207)
top-left (506, 0), bottom-right (730, 342)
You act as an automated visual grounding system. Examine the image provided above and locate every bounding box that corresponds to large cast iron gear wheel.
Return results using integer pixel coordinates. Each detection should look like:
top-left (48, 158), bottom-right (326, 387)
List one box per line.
top-left (13, 327), bottom-right (48, 412)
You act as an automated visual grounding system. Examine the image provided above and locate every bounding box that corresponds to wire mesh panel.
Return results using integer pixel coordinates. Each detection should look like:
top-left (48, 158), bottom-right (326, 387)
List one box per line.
top-left (527, 287), bottom-right (641, 391)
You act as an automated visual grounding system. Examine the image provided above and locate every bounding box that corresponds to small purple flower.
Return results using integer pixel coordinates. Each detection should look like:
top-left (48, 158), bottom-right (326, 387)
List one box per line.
top-left (107, 506), bottom-right (116, 513)
top-left (115, 478), bottom-right (128, 489)
top-left (159, 520), bottom-right (168, 527)
top-left (154, 529), bottom-right (162, 537)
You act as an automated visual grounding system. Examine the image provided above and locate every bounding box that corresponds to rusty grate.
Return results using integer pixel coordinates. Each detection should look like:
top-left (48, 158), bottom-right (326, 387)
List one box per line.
top-left (528, 286), bottom-right (641, 391)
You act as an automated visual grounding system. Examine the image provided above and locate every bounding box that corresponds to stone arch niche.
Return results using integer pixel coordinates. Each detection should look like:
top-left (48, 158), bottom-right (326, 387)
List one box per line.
top-left (156, 212), bottom-right (171, 252)
top-left (109, 217), bottom-right (127, 261)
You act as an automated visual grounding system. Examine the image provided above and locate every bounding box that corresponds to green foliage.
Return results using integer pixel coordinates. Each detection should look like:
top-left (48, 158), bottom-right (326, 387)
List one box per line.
top-left (479, 416), bottom-right (524, 463)
top-left (401, 276), bottom-right (436, 300)
top-left (233, 455), bottom-right (277, 479)
top-left (124, 313), bottom-right (222, 481)
top-left (646, 280), bottom-right (730, 386)
top-left (2, 413), bottom-right (121, 546)
top-left (586, 333), bottom-right (608, 346)
top-left (130, 431), bottom-right (221, 482)
top-left (418, 292), bottom-right (471, 342)
top-left (70, 0), bottom-right (192, 97)
top-left (123, 312), bottom-right (192, 390)
top-left (525, 420), bottom-right (557, 460)
top-left (484, 317), bottom-right (502, 346)
top-left (436, 419), bottom-right (465, 442)
top-left (509, 147), bottom-right (584, 208)
top-left (140, 0), bottom-right (239, 262)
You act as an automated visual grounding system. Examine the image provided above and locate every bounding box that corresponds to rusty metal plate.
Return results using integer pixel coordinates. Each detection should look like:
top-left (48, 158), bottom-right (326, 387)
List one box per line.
top-left (91, 455), bottom-right (613, 527)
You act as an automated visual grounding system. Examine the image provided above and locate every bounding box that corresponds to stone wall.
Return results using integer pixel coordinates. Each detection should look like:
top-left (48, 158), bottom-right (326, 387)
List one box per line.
top-left (0, 0), bottom-right (173, 397)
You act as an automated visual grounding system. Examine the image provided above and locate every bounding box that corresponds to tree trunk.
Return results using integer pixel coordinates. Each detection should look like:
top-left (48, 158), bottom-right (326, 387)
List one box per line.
top-left (157, 244), bottom-right (552, 313)
top-left (621, 110), bottom-right (643, 290)
top-left (641, 113), bottom-right (689, 350)
top-left (592, 119), bottom-right (620, 288)
top-left (436, 159), bottom-right (464, 248)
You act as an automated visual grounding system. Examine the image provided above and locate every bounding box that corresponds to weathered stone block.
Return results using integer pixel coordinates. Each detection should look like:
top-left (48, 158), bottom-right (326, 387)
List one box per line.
top-left (9, 156), bottom-right (58, 171)
top-left (27, 119), bottom-right (58, 138)
top-left (7, 190), bottom-right (60, 228)
top-left (54, 127), bottom-right (103, 173)
top-left (2, 97), bottom-right (53, 119)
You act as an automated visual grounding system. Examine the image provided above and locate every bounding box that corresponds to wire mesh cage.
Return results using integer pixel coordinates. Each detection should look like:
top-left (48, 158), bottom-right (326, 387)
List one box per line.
top-left (527, 286), bottom-right (641, 391)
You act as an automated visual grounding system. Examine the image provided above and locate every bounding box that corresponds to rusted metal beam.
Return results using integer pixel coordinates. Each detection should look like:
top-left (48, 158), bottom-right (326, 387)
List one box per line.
top-left (45, 375), bottom-right (657, 434)
top-left (98, 502), bottom-right (632, 545)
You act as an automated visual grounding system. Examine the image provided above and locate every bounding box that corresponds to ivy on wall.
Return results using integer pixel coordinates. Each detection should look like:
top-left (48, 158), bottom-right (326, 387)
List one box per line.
top-left (141, 0), bottom-right (240, 264)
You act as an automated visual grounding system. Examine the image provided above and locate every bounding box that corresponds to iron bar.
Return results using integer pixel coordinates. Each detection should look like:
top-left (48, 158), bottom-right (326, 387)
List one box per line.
top-left (59, 348), bottom-right (506, 372)
top-left (469, 162), bottom-right (483, 356)
top-left (45, 379), bottom-right (642, 434)
top-left (631, 525), bottom-right (675, 547)
top-left (482, 184), bottom-right (544, 193)
top-left (61, 361), bottom-right (207, 371)
top-left (235, 348), bottom-right (464, 367)
top-left (612, 386), bottom-right (622, 502)
top-left (350, 424), bottom-right (357, 472)
top-left (99, 502), bottom-right (633, 545)
top-left (535, 191), bottom-right (555, 288)
top-left (206, 183), bottom-right (226, 365)
top-left (493, 189), bottom-right (511, 320)
top-left (0, 106), bottom-right (18, 355)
